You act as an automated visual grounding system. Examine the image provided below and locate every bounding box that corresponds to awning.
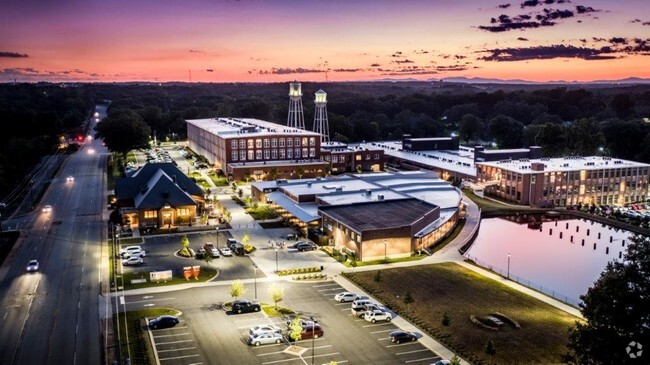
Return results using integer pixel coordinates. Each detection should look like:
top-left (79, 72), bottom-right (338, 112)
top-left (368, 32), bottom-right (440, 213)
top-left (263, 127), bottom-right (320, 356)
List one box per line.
top-left (267, 192), bottom-right (320, 223)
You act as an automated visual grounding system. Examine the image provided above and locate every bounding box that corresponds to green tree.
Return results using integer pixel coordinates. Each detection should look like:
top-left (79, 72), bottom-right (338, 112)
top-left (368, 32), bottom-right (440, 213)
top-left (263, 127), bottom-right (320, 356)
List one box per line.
top-left (242, 232), bottom-right (250, 246)
top-left (179, 235), bottom-right (191, 257)
top-left (374, 270), bottom-right (382, 283)
top-left (296, 166), bottom-right (304, 179)
top-left (458, 113), bottom-right (482, 143)
top-left (229, 279), bottom-right (247, 300)
top-left (485, 340), bottom-right (496, 360)
top-left (565, 235), bottom-right (650, 364)
top-left (449, 355), bottom-right (461, 365)
top-left (203, 250), bottom-right (213, 267)
top-left (487, 114), bottom-right (524, 149)
top-left (403, 290), bottom-right (414, 313)
top-left (269, 283), bottom-right (284, 309)
top-left (288, 316), bottom-right (303, 346)
top-left (94, 108), bottom-right (151, 159)
top-left (442, 312), bottom-right (451, 327)
top-left (269, 167), bottom-right (278, 181)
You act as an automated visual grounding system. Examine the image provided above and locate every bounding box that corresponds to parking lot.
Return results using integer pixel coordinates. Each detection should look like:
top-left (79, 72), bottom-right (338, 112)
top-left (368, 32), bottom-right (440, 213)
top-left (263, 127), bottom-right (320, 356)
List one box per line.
top-left (147, 317), bottom-right (205, 365)
top-left (136, 279), bottom-right (442, 365)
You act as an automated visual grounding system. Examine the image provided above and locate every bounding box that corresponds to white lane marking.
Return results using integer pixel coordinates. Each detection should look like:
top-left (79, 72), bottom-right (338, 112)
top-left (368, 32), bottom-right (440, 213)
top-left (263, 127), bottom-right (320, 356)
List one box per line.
top-left (157, 346), bottom-right (197, 353)
top-left (155, 339), bottom-right (194, 345)
top-left (386, 342), bottom-right (420, 348)
top-left (396, 349), bottom-right (430, 356)
top-left (370, 329), bottom-right (394, 334)
top-left (405, 357), bottom-right (441, 363)
top-left (143, 304), bottom-right (155, 307)
top-left (312, 283), bottom-right (339, 288)
top-left (127, 297), bottom-right (176, 304)
top-left (159, 354), bottom-right (200, 361)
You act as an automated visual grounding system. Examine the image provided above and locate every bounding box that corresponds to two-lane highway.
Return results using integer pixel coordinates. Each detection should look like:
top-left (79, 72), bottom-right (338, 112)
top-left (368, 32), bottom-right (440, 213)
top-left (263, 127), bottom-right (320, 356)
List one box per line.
top-left (0, 107), bottom-right (107, 365)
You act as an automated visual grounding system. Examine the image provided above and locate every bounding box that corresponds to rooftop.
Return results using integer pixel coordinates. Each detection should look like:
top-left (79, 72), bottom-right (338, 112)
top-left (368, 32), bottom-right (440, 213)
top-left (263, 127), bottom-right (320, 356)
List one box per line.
top-left (186, 117), bottom-right (320, 138)
top-left (477, 156), bottom-right (650, 174)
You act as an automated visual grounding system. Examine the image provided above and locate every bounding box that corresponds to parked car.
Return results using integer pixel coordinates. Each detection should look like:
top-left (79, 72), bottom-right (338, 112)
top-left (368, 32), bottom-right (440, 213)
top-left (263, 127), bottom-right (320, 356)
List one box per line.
top-left (364, 309), bottom-right (392, 323)
top-left (195, 248), bottom-right (206, 259)
top-left (351, 303), bottom-right (382, 318)
top-left (247, 332), bottom-right (284, 346)
top-left (287, 324), bottom-right (324, 341)
top-left (286, 233), bottom-right (298, 240)
top-left (122, 257), bottom-right (143, 266)
top-left (149, 315), bottom-right (179, 329)
top-left (249, 324), bottom-right (283, 335)
top-left (231, 300), bottom-right (261, 314)
top-left (285, 317), bottom-right (318, 328)
top-left (334, 291), bottom-right (364, 303)
top-left (26, 259), bottom-right (39, 272)
top-left (432, 360), bottom-right (450, 365)
top-left (294, 241), bottom-right (318, 252)
top-left (220, 247), bottom-right (233, 257)
top-left (120, 245), bottom-right (145, 258)
top-left (351, 299), bottom-right (373, 310)
top-left (203, 242), bottom-right (220, 258)
top-left (226, 238), bottom-right (238, 249)
top-left (389, 330), bottom-right (418, 343)
top-left (42, 205), bottom-right (52, 213)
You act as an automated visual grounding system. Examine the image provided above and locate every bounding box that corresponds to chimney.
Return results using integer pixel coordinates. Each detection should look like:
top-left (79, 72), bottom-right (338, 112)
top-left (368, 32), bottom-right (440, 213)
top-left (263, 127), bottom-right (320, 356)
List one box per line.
top-left (377, 194), bottom-right (384, 201)
top-left (307, 182), bottom-right (312, 187)
top-left (365, 189), bottom-right (372, 196)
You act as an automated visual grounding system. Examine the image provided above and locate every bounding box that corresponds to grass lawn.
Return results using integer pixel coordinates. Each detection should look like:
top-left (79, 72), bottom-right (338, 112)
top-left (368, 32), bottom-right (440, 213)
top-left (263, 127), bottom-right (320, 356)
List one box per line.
top-left (120, 267), bottom-right (218, 290)
top-left (207, 173), bottom-right (230, 186)
top-left (261, 304), bottom-right (296, 317)
top-left (245, 205), bottom-right (278, 220)
top-left (345, 263), bottom-right (580, 364)
top-left (113, 308), bottom-right (180, 365)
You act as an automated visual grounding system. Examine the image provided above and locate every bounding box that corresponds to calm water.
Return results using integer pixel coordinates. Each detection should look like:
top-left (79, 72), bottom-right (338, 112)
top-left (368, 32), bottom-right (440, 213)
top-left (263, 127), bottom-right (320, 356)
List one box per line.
top-left (465, 215), bottom-right (634, 306)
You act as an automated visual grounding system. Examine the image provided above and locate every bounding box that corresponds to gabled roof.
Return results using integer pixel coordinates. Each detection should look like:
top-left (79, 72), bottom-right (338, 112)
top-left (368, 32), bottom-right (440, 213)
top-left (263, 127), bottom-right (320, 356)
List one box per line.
top-left (115, 163), bottom-right (204, 200)
top-left (133, 168), bottom-right (197, 209)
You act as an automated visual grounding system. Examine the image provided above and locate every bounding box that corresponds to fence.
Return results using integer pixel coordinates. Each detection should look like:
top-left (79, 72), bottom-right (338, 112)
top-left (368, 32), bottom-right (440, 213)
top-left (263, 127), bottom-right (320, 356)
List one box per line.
top-left (465, 253), bottom-right (582, 308)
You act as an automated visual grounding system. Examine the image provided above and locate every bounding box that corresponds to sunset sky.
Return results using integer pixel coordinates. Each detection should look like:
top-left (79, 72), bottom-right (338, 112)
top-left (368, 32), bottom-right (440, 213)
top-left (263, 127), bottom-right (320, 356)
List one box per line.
top-left (1, 0), bottom-right (649, 83)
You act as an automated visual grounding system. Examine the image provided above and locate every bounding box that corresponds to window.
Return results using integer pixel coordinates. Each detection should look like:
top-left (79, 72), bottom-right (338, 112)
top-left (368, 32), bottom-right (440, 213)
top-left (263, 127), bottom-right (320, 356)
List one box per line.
top-left (302, 148), bottom-right (308, 157)
top-left (240, 139), bottom-right (246, 149)
top-left (231, 151), bottom-right (238, 161)
top-left (178, 208), bottom-right (190, 216)
top-left (248, 150), bottom-right (254, 160)
top-left (279, 149), bottom-right (286, 159)
top-left (271, 149), bottom-right (277, 159)
top-left (264, 139), bottom-right (270, 148)
top-left (374, 154), bottom-right (379, 159)
top-left (255, 139), bottom-right (262, 148)
top-left (279, 138), bottom-right (285, 147)
top-left (287, 149), bottom-right (293, 158)
top-left (295, 137), bottom-right (300, 146)
top-left (332, 155), bottom-right (338, 163)
top-left (309, 137), bottom-right (316, 146)
top-left (247, 139), bottom-right (254, 149)
top-left (240, 150), bottom-right (246, 161)
top-left (256, 150), bottom-right (262, 160)
top-left (302, 137), bottom-right (308, 146)
top-left (231, 140), bottom-right (238, 149)
top-left (295, 148), bottom-right (301, 158)
top-left (271, 138), bottom-right (277, 148)
top-left (287, 138), bottom-right (293, 147)
top-left (309, 148), bottom-right (315, 157)
top-left (366, 154), bottom-right (370, 160)
top-left (144, 210), bottom-right (158, 219)
top-left (324, 155), bottom-right (330, 161)
top-left (356, 155), bottom-right (362, 161)
top-left (264, 150), bottom-right (270, 159)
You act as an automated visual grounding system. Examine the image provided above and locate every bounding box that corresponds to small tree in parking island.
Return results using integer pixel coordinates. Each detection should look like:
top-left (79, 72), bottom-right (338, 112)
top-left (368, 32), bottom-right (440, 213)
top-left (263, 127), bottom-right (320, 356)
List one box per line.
top-left (242, 232), bottom-right (250, 246)
top-left (229, 279), bottom-right (246, 300)
top-left (485, 340), bottom-right (496, 361)
top-left (403, 290), bottom-right (414, 313)
top-left (269, 283), bottom-right (284, 309)
top-left (374, 270), bottom-right (382, 283)
top-left (203, 250), bottom-right (213, 267)
top-left (179, 235), bottom-right (191, 257)
top-left (288, 317), bottom-right (303, 347)
top-left (449, 355), bottom-right (461, 365)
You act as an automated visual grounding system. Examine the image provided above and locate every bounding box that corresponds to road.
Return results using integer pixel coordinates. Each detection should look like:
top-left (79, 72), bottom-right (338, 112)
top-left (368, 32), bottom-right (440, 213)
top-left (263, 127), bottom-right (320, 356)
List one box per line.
top-left (0, 106), bottom-right (107, 365)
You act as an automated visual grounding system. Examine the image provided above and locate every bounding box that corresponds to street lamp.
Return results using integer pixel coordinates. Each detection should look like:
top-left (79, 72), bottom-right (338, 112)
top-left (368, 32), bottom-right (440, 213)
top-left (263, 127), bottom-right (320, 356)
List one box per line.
top-left (310, 316), bottom-right (315, 365)
top-left (215, 227), bottom-right (219, 249)
top-left (275, 247), bottom-right (279, 273)
top-left (507, 253), bottom-right (511, 279)
top-left (384, 239), bottom-right (388, 262)
top-left (253, 264), bottom-right (258, 300)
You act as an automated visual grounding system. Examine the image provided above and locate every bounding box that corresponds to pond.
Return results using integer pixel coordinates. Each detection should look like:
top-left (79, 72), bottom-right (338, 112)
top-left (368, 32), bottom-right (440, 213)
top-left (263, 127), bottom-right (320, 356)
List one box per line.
top-left (465, 214), bottom-right (636, 307)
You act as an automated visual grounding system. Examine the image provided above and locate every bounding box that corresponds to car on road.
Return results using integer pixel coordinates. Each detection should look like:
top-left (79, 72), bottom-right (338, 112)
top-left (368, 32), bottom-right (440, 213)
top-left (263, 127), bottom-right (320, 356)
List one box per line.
top-left (26, 260), bottom-right (39, 272)
top-left (334, 291), bottom-right (363, 303)
top-left (42, 205), bottom-right (52, 213)
top-left (149, 315), bottom-right (179, 330)
top-left (66, 176), bottom-right (74, 182)
top-left (249, 324), bottom-right (283, 335)
top-left (122, 257), bottom-right (143, 266)
top-left (247, 332), bottom-right (284, 346)
top-left (219, 247), bottom-right (233, 256)
top-left (294, 241), bottom-right (318, 251)
top-left (231, 300), bottom-right (261, 314)
top-left (389, 330), bottom-right (418, 344)
top-left (364, 309), bottom-right (392, 323)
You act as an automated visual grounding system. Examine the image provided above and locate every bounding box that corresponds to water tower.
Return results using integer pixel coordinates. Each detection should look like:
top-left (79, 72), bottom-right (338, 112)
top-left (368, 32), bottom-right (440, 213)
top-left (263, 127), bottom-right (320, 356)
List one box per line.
top-left (287, 81), bottom-right (305, 130)
top-left (313, 89), bottom-right (330, 143)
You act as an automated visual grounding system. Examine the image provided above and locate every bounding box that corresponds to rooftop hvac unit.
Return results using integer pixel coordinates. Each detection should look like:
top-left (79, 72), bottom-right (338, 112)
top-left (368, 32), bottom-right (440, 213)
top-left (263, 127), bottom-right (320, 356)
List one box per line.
top-left (377, 194), bottom-right (385, 201)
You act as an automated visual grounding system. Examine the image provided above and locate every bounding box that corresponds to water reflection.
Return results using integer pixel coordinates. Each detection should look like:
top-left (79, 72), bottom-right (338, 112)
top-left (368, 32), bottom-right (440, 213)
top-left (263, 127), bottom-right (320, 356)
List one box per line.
top-left (466, 214), bottom-right (632, 306)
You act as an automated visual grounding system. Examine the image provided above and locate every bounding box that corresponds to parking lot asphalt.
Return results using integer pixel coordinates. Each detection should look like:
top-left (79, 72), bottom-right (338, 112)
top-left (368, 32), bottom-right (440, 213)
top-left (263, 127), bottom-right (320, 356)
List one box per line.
top-left (133, 279), bottom-right (442, 365)
top-left (147, 317), bottom-right (205, 365)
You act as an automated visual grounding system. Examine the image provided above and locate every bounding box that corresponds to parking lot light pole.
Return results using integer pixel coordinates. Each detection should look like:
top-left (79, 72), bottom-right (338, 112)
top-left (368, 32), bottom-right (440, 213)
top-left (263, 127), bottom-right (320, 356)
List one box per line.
top-left (254, 264), bottom-right (258, 300)
top-left (384, 239), bottom-right (387, 262)
top-left (275, 247), bottom-right (278, 273)
top-left (507, 253), bottom-right (511, 279)
top-left (215, 227), bottom-right (219, 249)
top-left (310, 316), bottom-right (315, 365)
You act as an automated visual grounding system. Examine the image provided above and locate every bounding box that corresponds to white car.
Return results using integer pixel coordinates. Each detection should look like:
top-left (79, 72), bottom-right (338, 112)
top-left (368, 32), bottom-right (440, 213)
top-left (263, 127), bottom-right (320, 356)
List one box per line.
top-left (26, 259), bottom-right (39, 272)
top-left (364, 309), bottom-right (392, 323)
top-left (247, 332), bottom-right (284, 346)
top-left (351, 299), bottom-right (373, 310)
top-left (220, 247), bottom-right (233, 256)
top-left (42, 205), bottom-right (52, 213)
top-left (334, 291), bottom-right (363, 303)
top-left (249, 324), bottom-right (282, 336)
top-left (120, 245), bottom-right (145, 258)
top-left (122, 257), bottom-right (143, 266)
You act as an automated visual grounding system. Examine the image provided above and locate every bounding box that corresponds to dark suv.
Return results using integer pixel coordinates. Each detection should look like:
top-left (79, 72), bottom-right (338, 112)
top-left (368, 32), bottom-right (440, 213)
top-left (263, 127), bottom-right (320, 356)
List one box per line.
top-left (231, 300), bottom-right (261, 314)
top-left (294, 241), bottom-right (318, 252)
top-left (149, 315), bottom-right (180, 330)
top-left (389, 330), bottom-right (417, 344)
top-left (288, 324), bottom-right (324, 341)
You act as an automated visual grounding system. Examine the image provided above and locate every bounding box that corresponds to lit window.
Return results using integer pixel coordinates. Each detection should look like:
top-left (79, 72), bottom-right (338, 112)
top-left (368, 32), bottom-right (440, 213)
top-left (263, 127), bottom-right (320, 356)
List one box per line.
top-left (248, 150), bottom-right (254, 160)
top-left (302, 148), bottom-right (308, 157)
top-left (356, 155), bottom-right (362, 161)
top-left (309, 137), bottom-right (316, 146)
top-left (178, 208), bottom-right (190, 216)
top-left (144, 210), bottom-right (158, 219)
top-left (256, 139), bottom-right (262, 148)
top-left (247, 139), bottom-right (254, 149)
top-left (302, 137), bottom-right (308, 146)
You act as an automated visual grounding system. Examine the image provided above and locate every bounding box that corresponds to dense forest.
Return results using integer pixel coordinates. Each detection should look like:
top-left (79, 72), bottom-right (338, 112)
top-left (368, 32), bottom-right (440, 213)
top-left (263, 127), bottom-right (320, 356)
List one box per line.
top-left (1, 81), bottom-right (650, 198)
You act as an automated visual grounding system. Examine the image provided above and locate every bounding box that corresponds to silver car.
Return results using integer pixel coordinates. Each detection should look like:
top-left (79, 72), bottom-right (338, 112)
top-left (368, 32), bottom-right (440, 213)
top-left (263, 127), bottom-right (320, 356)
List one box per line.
top-left (247, 332), bottom-right (284, 346)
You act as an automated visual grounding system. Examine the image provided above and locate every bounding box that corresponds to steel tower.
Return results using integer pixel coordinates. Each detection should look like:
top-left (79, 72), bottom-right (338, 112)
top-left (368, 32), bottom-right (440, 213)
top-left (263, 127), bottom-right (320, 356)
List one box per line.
top-left (313, 89), bottom-right (330, 143)
top-left (287, 81), bottom-right (305, 130)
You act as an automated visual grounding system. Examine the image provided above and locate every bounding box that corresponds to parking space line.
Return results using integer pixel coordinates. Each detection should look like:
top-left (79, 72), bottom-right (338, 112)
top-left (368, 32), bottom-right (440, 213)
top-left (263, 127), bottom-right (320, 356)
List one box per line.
top-left (256, 350), bottom-right (287, 357)
top-left (160, 354), bottom-right (200, 361)
top-left (309, 352), bottom-right (341, 359)
top-left (317, 288), bottom-right (341, 292)
top-left (370, 329), bottom-right (395, 334)
top-left (156, 339), bottom-right (194, 345)
top-left (157, 346), bottom-right (197, 353)
top-left (128, 297), bottom-right (176, 304)
top-left (334, 302), bottom-right (348, 306)
top-left (396, 349), bottom-right (430, 356)
top-left (153, 332), bottom-right (191, 338)
top-left (405, 356), bottom-right (441, 363)
top-left (319, 361), bottom-right (348, 365)
top-left (262, 357), bottom-right (303, 364)
top-left (362, 322), bottom-right (392, 328)
top-left (386, 343), bottom-right (420, 348)
top-left (378, 338), bottom-right (390, 341)
top-left (313, 283), bottom-right (339, 288)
